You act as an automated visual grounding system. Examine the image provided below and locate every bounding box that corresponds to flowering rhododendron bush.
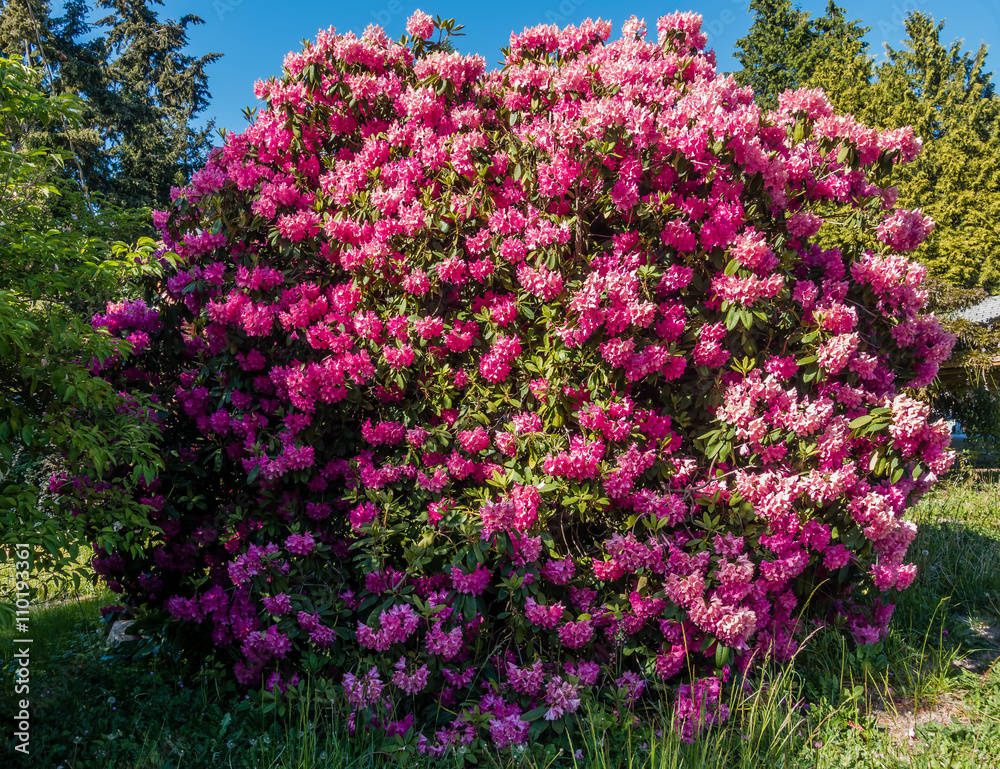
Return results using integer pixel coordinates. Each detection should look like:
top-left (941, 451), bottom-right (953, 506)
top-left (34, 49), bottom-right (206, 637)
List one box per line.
top-left (75, 10), bottom-right (957, 753)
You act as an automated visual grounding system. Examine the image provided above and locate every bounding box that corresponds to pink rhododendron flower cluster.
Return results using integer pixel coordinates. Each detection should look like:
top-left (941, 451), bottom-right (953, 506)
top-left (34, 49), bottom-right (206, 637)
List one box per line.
top-left (79, 9), bottom-right (955, 754)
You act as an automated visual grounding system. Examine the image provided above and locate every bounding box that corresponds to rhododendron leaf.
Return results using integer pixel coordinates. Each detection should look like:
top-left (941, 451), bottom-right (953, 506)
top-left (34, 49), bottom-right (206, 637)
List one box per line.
top-left (849, 415), bottom-right (874, 429)
top-left (523, 706), bottom-right (547, 722)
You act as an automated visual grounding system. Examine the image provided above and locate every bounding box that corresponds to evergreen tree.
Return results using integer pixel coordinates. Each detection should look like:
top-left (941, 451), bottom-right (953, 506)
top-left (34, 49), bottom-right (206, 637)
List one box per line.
top-left (0, 0), bottom-right (220, 210)
top-left (769, 10), bottom-right (1000, 292)
top-left (92, 0), bottom-right (220, 208)
top-left (804, 3), bottom-right (873, 115)
top-left (733, 0), bottom-right (813, 109)
top-left (855, 13), bottom-right (1000, 290)
top-left (806, 29), bottom-right (873, 118)
top-left (803, 12), bottom-right (1000, 438)
top-left (734, 1), bottom-right (868, 110)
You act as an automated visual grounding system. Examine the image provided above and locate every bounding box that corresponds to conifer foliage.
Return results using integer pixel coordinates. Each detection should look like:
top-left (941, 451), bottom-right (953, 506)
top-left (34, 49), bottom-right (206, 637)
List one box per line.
top-left (866, 13), bottom-right (1000, 291)
top-left (0, 0), bottom-right (220, 209)
top-left (77, 12), bottom-right (954, 755)
top-left (733, 1), bottom-right (868, 111)
top-left (806, 11), bottom-right (1000, 292)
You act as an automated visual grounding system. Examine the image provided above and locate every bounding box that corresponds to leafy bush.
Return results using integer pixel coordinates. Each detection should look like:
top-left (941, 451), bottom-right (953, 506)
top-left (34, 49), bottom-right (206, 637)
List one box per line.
top-left (0, 56), bottom-right (160, 617)
top-left (76, 10), bottom-right (956, 757)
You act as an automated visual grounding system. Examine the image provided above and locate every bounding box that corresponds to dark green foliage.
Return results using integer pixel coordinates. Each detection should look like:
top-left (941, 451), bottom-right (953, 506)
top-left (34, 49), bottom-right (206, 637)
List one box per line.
top-left (0, 56), bottom-right (163, 615)
top-left (0, 0), bottom-right (220, 210)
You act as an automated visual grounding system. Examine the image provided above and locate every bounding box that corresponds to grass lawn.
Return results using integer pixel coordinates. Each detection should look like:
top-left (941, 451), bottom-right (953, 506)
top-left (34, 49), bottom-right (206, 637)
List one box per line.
top-left (4, 479), bottom-right (1000, 768)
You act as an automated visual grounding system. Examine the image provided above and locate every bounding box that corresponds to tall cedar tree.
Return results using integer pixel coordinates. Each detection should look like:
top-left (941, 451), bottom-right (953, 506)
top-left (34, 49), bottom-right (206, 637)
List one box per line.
top-left (733, 0), bottom-right (868, 110)
top-left (872, 15), bottom-right (1000, 426)
top-left (0, 0), bottom-right (220, 210)
top-left (871, 14), bottom-right (999, 293)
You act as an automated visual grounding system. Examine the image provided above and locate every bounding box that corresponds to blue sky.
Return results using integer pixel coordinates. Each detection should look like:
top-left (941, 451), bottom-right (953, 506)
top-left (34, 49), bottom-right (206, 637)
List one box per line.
top-left (148, 0), bottom-right (1000, 136)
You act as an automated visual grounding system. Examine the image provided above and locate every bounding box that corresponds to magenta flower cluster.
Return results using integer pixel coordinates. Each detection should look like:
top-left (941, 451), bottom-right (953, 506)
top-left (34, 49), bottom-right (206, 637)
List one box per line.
top-left (79, 9), bottom-right (954, 755)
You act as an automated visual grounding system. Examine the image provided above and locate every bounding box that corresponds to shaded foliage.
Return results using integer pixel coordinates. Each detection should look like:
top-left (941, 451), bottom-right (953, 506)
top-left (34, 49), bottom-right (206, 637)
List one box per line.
top-left (0, 0), bottom-right (220, 211)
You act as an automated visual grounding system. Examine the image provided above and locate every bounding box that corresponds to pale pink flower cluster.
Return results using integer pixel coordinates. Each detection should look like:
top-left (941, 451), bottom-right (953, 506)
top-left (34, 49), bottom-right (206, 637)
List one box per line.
top-left (284, 532), bottom-right (315, 556)
top-left (478, 498), bottom-right (517, 538)
top-left (542, 436), bottom-right (605, 479)
top-left (817, 333), bottom-right (859, 374)
top-left (557, 619), bottom-right (594, 648)
top-left (343, 666), bottom-right (386, 710)
top-left (524, 596), bottom-right (564, 629)
top-left (489, 713), bottom-right (530, 748)
top-left (712, 273), bottom-right (785, 306)
top-left (406, 11), bottom-right (434, 40)
top-left (876, 208), bottom-right (934, 252)
top-left (508, 660), bottom-right (545, 695)
top-left (511, 411), bottom-right (542, 434)
top-left (543, 677), bottom-right (582, 720)
top-left (730, 230), bottom-right (778, 272)
top-left (357, 604), bottom-right (420, 651)
top-left (451, 564), bottom-right (491, 595)
top-left (426, 623), bottom-right (464, 660)
top-left (540, 557), bottom-right (575, 585)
